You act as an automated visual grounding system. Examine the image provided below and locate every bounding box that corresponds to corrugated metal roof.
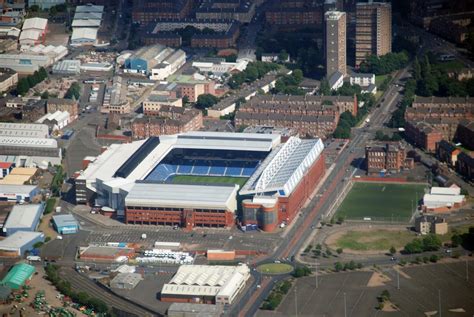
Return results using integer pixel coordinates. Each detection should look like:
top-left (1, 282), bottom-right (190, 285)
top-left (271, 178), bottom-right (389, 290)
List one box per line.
top-left (0, 231), bottom-right (44, 249)
top-left (52, 214), bottom-right (78, 228)
top-left (4, 203), bottom-right (43, 230)
top-left (125, 183), bottom-right (238, 210)
top-left (22, 18), bottom-right (47, 31)
top-left (1, 263), bottom-right (35, 289)
top-left (0, 136), bottom-right (57, 148)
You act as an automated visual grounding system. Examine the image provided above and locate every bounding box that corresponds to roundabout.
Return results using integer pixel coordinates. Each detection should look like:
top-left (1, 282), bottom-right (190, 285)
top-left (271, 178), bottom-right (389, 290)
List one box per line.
top-left (256, 263), bottom-right (294, 275)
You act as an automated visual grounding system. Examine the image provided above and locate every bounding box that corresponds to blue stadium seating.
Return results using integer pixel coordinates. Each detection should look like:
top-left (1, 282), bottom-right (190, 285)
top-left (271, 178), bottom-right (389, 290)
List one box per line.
top-left (225, 166), bottom-right (242, 176)
top-left (209, 165), bottom-right (226, 175)
top-left (242, 167), bottom-right (256, 176)
top-left (177, 164), bottom-right (193, 174)
top-left (192, 165), bottom-right (210, 175)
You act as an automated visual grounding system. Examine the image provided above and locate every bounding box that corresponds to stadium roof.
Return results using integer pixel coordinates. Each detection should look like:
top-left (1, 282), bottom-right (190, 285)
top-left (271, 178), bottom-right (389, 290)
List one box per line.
top-left (241, 137), bottom-right (324, 196)
top-left (77, 140), bottom-right (146, 181)
top-left (4, 204), bottom-right (43, 230)
top-left (125, 183), bottom-right (239, 211)
top-left (0, 137), bottom-right (57, 149)
top-left (161, 265), bottom-right (250, 299)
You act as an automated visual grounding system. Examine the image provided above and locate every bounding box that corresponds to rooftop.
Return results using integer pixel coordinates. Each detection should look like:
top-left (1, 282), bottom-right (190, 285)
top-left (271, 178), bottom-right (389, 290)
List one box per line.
top-left (4, 203), bottom-right (43, 230)
top-left (125, 183), bottom-right (239, 210)
top-left (0, 231), bottom-right (44, 249)
top-left (22, 18), bottom-right (47, 31)
top-left (0, 137), bottom-right (57, 149)
top-left (52, 214), bottom-right (78, 228)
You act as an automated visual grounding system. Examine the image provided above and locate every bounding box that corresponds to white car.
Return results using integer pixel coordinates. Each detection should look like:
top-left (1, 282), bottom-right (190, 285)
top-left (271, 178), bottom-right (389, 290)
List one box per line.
top-left (56, 235), bottom-right (63, 240)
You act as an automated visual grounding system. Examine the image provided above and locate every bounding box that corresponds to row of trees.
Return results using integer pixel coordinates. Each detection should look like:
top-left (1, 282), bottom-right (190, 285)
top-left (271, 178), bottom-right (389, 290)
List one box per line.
top-left (261, 280), bottom-right (293, 310)
top-left (334, 260), bottom-right (363, 272)
top-left (375, 130), bottom-right (402, 142)
top-left (228, 61), bottom-right (279, 89)
top-left (272, 69), bottom-right (304, 95)
top-left (195, 93), bottom-right (219, 109)
top-left (45, 265), bottom-right (110, 314)
top-left (359, 52), bottom-right (409, 75)
top-left (65, 82), bottom-right (81, 100)
top-left (17, 67), bottom-right (48, 96)
top-left (388, 78), bottom-right (416, 128)
top-left (403, 234), bottom-right (442, 254)
top-left (413, 54), bottom-right (474, 97)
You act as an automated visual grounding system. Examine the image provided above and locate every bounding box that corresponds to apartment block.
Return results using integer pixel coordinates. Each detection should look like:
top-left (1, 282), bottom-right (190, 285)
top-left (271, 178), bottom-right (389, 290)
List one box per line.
top-left (404, 120), bottom-right (443, 153)
top-left (405, 96), bottom-right (474, 141)
top-left (355, 1), bottom-right (391, 66)
top-left (235, 95), bottom-right (356, 138)
top-left (436, 140), bottom-right (461, 168)
top-left (457, 152), bottom-right (474, 181)
top-left (415, 215), bottom-right (448, 235)
top-left (455, 120), bottom-right (474, 151)
top-left (132, 0), bottom-right (193, 25)
top-left (325, 11), bottom-right (346, 77)
top-left (265, 1), bottom-right (323, 29)
top-left (365, 142), bottom-right (414, 175)
top-left (131, 106), bottom-right (203, 139)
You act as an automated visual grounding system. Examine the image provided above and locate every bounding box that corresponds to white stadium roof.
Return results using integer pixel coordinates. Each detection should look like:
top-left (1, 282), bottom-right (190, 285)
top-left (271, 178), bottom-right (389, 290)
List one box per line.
top-left (125, 183), bottom-right (239, 210)
top-left (240, 137), bottom-right (324, 196)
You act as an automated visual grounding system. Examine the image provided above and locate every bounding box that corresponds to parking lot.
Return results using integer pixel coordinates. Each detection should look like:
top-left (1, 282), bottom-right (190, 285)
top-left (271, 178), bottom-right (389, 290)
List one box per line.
top-left (259, 260), bottom-right (474, 316)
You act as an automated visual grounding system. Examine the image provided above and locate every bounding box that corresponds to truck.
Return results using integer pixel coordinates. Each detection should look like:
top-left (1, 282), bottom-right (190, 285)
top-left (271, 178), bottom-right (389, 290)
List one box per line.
top-left (26, 255), bottom-right (41, 262)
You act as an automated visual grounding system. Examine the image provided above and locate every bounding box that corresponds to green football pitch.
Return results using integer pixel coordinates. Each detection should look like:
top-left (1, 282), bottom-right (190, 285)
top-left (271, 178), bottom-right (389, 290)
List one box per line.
top-left (170, 175), bottom-right (249, 187)
top-left (336, 182), bottom-right (427, 222)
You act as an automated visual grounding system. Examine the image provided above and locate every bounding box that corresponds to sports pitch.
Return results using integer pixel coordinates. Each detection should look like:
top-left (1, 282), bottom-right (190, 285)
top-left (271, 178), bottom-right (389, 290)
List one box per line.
top-left (336, 182), bottom-right (427, 221)
top-left (170, 175), bottom-right (249, 187)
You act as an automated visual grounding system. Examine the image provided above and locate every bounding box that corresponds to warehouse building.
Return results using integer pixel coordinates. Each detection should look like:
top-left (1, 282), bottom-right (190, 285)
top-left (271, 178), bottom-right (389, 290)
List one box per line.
top-left (110, 273), bottom-right (143, 290)
top-left (36, 110), bottom-right (70, 131)
top-left (0, 53), bottom-right (51, 74)
top-left (52, 59), bottom-right (81, 75)
top-left (124, 44), bottom-right (185, 77)
top-left (1, 263), bottom-right (35, 290)
top-left (3, 203), bottom-right (43, 236)
top-left (19, 17), bottom-right (47, 47)
top-left (422, 186), bottom-right (466, 213)
top-left (0, 122), bottom-right (49, 139)
top-left (52, 214), bottom-right (79, 234)
top-left (0, 167), bottom-right (38, 185)
top-left (0, 231), bottom-right (44, 257)
top-left (0, 184), bottom-right (39, 202)
top-left (161, 264), bottom-right (250, 305)
top-left (0, 137), bottom-right (61, 167)
top-left (167, 303), bottom-right (223, 317)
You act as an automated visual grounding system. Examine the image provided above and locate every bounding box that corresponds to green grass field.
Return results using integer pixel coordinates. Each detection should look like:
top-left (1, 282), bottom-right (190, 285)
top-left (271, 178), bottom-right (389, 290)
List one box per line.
top-left (335, 229), bottom-right (416, 251)
top-left (375, 74), bottom-right (389, 87)
top-left (336, 182), bottom-right (427, 222)
top-left (257, 263), bottom-right (294, 275)
top-left (170, 175), bottom-right (249, 187)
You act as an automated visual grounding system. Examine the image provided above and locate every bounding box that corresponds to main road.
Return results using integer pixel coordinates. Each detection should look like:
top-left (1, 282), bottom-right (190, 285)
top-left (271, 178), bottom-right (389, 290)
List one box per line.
top-left (237, 67), bottom-right (411, 317)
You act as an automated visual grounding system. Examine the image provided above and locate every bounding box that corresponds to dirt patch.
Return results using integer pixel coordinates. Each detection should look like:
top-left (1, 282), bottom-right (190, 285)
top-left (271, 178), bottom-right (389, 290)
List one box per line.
top-left (38, 212), bottom-right (57, 239)
top-left (381, 301), bottom-right (399, 312)
top-left (367, 271), bottom-right (391, 287)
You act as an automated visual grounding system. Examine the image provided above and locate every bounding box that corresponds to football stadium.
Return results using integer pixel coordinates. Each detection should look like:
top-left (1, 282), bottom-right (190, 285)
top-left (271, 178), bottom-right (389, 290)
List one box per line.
top-left (75, 132), bottom-right (325, 232)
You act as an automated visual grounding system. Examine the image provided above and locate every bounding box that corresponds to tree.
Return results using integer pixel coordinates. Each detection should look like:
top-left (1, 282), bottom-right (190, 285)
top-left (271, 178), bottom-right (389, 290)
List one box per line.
top-left (337, 215), bottom-right (345, 224)
top-left (182, 95), bottom-right (189, 105)
top-left (336, 248), bottom-right (343, 254)
top-left (278, 49), bottom-right (289, 62)
top-left (17, 78), bottom-right (30, 96)
top-left (320, 79), bottom-right (330, 95)
top-left (451, 234), bottom-right (463, 247)
top-left (41, 91), bottom-right (49, 99)
top-left (33, 241), bottom-right (44, 249)
top-left (65, 82), bottom-right (81, 100)
top-left (389, 246), bottom-right (396, 255)
top-left (404, 238), bottom-right (424, 254)
top-left (422, 234), bottom-right (441, 251)
top-left (375, 130), bottom-right (385, 140)
top-left (334, 262), bottom-right (343, 272)
top-left (196, 94), bottom-right (219, 109)
top-left (413, 57), bottom-right (422, 81)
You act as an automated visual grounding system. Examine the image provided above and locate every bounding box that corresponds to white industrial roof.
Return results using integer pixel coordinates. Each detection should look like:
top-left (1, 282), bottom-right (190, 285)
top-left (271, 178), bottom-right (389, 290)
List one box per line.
top-left (0, 231), bottom-right (44, 250)
top-left (76, 4), bottom-right (104, 13)
top-left (71, 19), bottom-right (101, 28)
top-left (0, 123), bottom-right (48, 138)
top-left (4, 204), bottom-right (43, 230)
top-left (73, 12), bottom-right (103, 20)
top-left (22, 18), bottom-right (47, 31)
top-left (71, 28), bottom-right (98, 41)
top-left (37, 110), bottom-right (70, 123)
top-left (241, 137), bottom-right (324, 196)
top-left (430, 187), bottom-right (461, 196)
top-left (423, 193), bottom-right (465, 208)
top-left (0, 137), bottom-right (57, 149)
top-left (0, 184), bottom-right (38, 195)
top-left (19, 29), bottom-right (42, 42)
top-left (125, 183), bottom-right (239, 210)
top-left (162, 265), bottom-right (250, 297)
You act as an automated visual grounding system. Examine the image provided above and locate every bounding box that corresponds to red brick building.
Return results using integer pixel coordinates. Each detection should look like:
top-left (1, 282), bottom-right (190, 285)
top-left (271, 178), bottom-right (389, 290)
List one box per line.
top-left (240, 138), bottom-right (326, 232)
top-left (132, 0), bottom-right (193, 24)
top-left (235, 95), bottom-right (356, 138)
top-left (365, 142), bottom-right (414, 175)
top-left (405, 120), bottom-right (443, 152)
top-left (131, 106), bottom-right (203, 139)
top-left (455, 119), bottom-right (474, 151)
top-left (265, 1), bottom-right (323, 29)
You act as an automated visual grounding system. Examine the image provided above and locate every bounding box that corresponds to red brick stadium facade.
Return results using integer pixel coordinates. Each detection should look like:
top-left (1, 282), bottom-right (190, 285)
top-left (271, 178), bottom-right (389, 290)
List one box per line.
top-left (125, 207), bottom-right (235, 230)
top-left (242, 153), bottom-right (325, 232)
